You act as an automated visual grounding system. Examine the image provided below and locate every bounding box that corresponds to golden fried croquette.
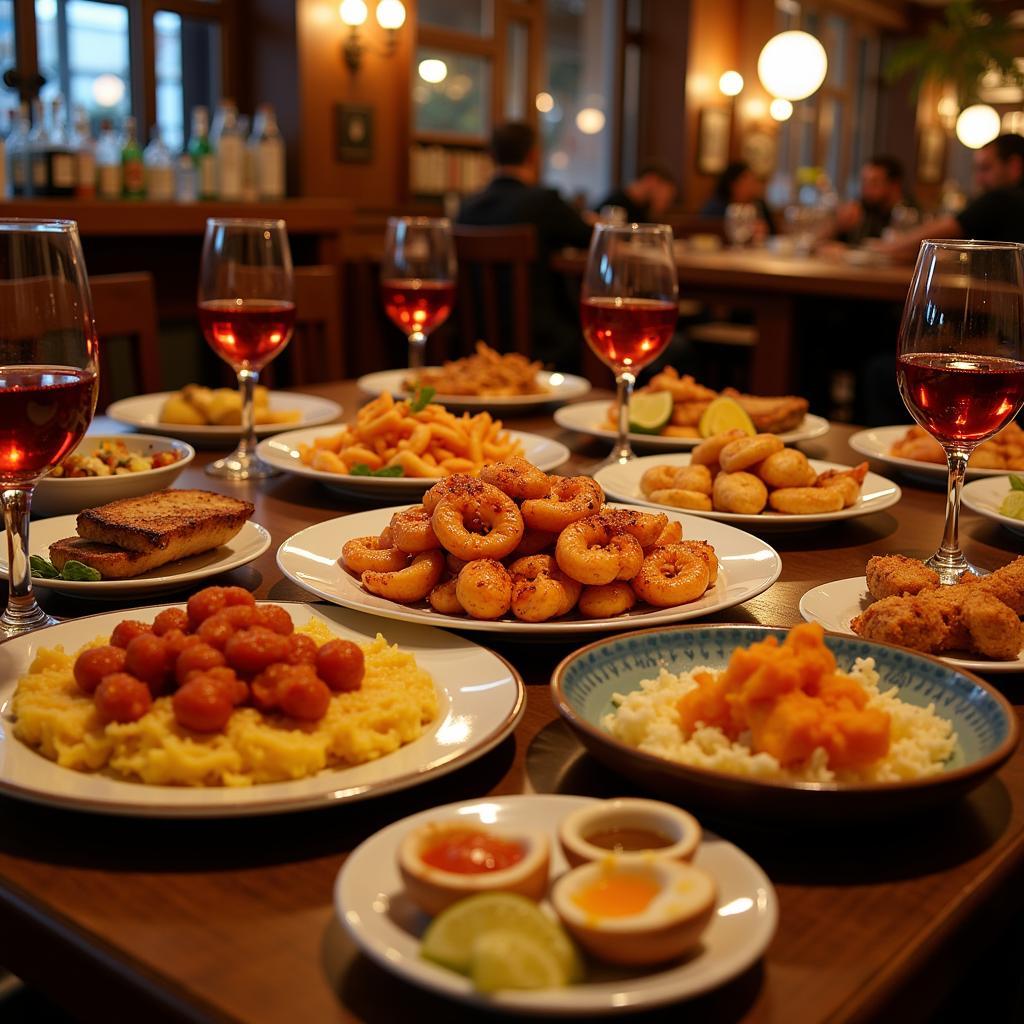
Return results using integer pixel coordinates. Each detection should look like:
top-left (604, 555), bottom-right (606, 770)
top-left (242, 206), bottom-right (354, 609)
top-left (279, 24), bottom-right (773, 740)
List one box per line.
top-left (851, 596), bottom-right (950, 652)
top-left (866, 555), bottom-right (940, 600)
top-left (959, 589), bottom-right (1024, 660)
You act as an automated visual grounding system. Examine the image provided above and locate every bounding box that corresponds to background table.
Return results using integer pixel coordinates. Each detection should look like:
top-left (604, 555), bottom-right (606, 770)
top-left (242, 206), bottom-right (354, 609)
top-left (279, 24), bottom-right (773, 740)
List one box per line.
top-left (1, 381), bottom-right (1022, 1024)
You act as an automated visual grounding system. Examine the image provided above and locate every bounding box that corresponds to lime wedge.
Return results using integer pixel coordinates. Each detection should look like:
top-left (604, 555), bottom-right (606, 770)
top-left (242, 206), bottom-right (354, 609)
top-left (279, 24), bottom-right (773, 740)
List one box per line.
top-left (628, 391), bottom-right (674, 435)
top-left (999, 490), bottom-right (1024, 520)
top-left (698, 396), bottom-right (756, 438)
top-left (421, 893), bottom-right (581, 981)
top-left (470, 929), bottom-right (569, 992)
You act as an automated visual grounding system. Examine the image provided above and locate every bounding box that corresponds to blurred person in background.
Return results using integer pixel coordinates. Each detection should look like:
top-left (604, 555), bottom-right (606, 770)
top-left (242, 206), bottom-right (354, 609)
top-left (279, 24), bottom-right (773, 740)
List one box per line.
top-left (831, 155), bottom-right (912, 244)
top-left (596, 163), bottom-right (678, 224)
top-left (700, 161), bottom-right (777, 236)
top-left (458, 121), bottom-right (592, 371)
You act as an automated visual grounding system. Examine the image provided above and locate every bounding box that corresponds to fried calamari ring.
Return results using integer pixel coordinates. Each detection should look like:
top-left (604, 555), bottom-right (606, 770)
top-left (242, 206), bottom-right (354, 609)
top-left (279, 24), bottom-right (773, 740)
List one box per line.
top-left (378, 525), bottom-right (394, 547)
top-left (428, 578), bottom-right (465, 615)
top-left (648, 519), bottom-right (683, 549)
top-left (718, 434), bottom-right (785, 473)
top-left (456, 559), bottom-right (513, 619)
top-left (677, 539), bottom-right (718, 584)
top-left (361, 550), bottom-right (445, 602)
top-left (578, 581), bottom-right (636, 618)
top-left (767, 487), bottom-right (844, 514)
top-left (432, 487), bottom-right (525, 561)
top-left (712, 471), bottom-right (768, 514)
top-left (341, 536), bottom-right (409, 574)
top-left (390, 506), bottom-right (441, 553)
top-left (422, 473), bottom-right (490, 513)
top-left (632, 545), bottom-right (710, 607)
top-left (691, 429), bottom-right (747, 468)
top-left (600, 509), bottom-right (669, 548)
top-left (479, 457), bottom-right (551, 500)
top-left (756, 449), bottom-right (816, 489)
top-left (508, 555), bottom-right (582, 622)
top-left (510, 526), bottom-right (559, 559)
top-left (648, 488), bottom-right (712, 512)
top-left (555, 516), bottom-right (644, 586)
top-left (640, 465), bottom-right (682, 496)
top-left (520, 476), bottom-right (603, 532)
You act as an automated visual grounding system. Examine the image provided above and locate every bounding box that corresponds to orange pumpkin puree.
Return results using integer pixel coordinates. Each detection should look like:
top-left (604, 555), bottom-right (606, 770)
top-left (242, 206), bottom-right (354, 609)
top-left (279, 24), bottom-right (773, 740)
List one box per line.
top-left (676, 622), bottom-right (890, 769)
top-left (572, 873), bottom-right (662, 918)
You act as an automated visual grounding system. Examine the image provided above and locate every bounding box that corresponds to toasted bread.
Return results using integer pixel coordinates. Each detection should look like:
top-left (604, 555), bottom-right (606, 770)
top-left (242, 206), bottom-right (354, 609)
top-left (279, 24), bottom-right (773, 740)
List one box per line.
top-left (76, 490), bottom-right (254, 554)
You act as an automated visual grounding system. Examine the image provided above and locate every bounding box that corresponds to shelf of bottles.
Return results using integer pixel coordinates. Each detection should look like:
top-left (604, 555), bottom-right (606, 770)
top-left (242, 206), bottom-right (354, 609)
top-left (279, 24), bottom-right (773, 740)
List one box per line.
top-left (4, 98), bottom-right (287, 203)
top-left (409, 142), bottom-right (490, 198)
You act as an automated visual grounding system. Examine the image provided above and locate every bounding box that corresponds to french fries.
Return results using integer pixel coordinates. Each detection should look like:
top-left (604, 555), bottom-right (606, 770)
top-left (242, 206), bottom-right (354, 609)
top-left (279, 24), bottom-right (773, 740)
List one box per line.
top-left (403, 342), bottom-right (547, 397)
top-left (297, 391), bottom-right (524, 478)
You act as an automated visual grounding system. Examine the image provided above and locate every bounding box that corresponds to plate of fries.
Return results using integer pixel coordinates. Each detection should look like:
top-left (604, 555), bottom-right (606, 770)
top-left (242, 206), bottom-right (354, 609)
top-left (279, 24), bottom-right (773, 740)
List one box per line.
top-left (256, 392), bottom-right (570, 499)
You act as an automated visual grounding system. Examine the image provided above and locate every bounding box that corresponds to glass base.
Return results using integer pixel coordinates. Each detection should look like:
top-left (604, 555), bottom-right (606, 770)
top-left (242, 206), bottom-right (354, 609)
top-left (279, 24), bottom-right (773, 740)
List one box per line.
top-left (592, 448), bottom-right (636, 472)
top-left (205, 451), bottom-right (279, 481)
top-left (924, 552), bottom-right (985, 587)
top-left (0, 602), bottom-right (59, 640)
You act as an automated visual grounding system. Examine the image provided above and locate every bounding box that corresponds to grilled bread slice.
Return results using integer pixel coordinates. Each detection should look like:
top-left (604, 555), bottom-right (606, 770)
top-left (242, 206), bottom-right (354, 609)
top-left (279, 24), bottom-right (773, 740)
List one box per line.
top-left (76, 490), bottom-right (254, 554)
top-left (49, 535), bottom-right (237, 580)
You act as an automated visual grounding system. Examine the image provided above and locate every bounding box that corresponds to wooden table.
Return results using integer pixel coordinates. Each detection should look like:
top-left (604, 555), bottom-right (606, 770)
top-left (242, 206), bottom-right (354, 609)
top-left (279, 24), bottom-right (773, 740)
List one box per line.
top-left (2, 380), bottom-right (1023, 1024)
top-left (554, 247), bottom-right (914, 395)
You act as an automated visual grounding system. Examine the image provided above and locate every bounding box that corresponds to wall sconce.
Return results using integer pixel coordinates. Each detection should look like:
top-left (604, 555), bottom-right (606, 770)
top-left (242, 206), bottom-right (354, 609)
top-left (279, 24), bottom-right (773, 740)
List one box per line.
top-left (340, 0), bottom-right (406, 71)
top-left (718, 71), bottom-right (744, 97)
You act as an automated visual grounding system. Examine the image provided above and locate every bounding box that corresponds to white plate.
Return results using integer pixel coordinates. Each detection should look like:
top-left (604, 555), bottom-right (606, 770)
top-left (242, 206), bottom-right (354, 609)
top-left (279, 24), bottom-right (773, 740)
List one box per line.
top-left (0, 603), bottom-right (524, 817)
top-left (336, 794), bottom-right (777, 1016)
top-left (554, 401), bottom-right (830, 450)
top-left (254, 427), bottom-right (571, 501)
top-left (0, 516), bottom-right (270, 598)
top-left (277, 505), bottom-right (782, 636)
top-left (848, 426), bottom-right (1014, 481)
top-left (105, 391), bottom-right (343, 447)
top-left (357, 368), bottom-right (592, 413)
top-left (961, 476), bottom-right (1024, 537)
top-left (32, 434), bottom-right (195, 518)
top-left (799, 576), bottom-right (1024, 673)
top-left (595, 454), bottom-right (901, 531)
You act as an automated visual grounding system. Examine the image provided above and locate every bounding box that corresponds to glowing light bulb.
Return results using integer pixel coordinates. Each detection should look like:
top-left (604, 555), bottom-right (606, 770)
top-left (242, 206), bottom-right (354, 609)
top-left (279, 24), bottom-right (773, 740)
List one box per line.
top-left (375, 0), bottom-right (405, 30)
top-left (769, 98), bottom-right (793, 122)
top-left (956, 104), bottom-right (1000, 149)
top-left (719, 71), bottom-right (744, 97)
top-left (418, 58), bottom-right (448, 84)
top-left (575, 107), bottom-right (606, 135)
top-left (535, 91), bottom-right (554, 113)
top-left (339, 0), bottom-right (368, 26)
top-left (92, 74), bottom-right (125, 108)
top-left (758, 31), bottom-right (827, 101)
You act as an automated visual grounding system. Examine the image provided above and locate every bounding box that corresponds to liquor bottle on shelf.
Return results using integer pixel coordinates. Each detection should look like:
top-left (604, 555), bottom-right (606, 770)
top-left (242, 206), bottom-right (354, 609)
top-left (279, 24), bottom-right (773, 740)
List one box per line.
top-left (211, 99), bottom-right (244, 201)
top-left (47, 97), bottom-right (76, 198)
top-left (121, 117), bottom-right (145, 199)
top-left (238, 113), bottom-right (257, 201)
top-left (176, 152), bottom-right (198, 202)
top-left (189, 106), bottom-right (216, 200)
top-left (250, 103), bottom-right (285, 200)
top-left (143, 125), bottom-right (175, 201)
top-left (95, 119), bottom-right (123, 200)
top-left (7, 103), bottom-right (30, 197)
top-left (27, 98), bottom-right (48, 196)
top-left (71, 107), bottom-right (95, 198)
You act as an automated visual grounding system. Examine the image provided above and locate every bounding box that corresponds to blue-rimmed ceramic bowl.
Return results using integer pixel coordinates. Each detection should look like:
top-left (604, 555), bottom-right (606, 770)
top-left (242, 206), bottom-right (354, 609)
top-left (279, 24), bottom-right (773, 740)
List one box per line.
top-left (552, 625), bottom-right (1019, 821)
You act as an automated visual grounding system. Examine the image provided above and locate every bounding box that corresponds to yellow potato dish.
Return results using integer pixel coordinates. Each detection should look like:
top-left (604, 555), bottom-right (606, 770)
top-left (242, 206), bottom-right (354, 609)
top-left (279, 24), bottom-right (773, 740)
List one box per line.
top-left (161, 384), bottom-right (301, 427)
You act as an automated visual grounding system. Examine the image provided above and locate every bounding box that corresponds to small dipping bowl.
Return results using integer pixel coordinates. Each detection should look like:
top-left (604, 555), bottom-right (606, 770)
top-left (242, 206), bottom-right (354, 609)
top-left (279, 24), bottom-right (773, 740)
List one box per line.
top-left (559, 798), bottom-right (701, 868)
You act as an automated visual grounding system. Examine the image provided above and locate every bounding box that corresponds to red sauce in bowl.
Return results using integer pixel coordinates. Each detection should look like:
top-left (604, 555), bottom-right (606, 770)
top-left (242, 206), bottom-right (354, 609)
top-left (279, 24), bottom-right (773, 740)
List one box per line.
top-left (420, 828), bottom-right (525, 875)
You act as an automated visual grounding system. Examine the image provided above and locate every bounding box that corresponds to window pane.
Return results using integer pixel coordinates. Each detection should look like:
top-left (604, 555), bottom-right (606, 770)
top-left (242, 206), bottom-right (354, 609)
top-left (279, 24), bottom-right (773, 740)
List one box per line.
top-left (156, 10), bottom-right (220, 152)
top-left (824, 14), bottom-right (847, 87)
top-left (0, 1), bottom-right (14, 119)
top-left (504, 21), bottom-right (527, 120)
top-left (419, 0), bottom-right (491, 36)
top-left (414, 48), bottom-right (490, 138)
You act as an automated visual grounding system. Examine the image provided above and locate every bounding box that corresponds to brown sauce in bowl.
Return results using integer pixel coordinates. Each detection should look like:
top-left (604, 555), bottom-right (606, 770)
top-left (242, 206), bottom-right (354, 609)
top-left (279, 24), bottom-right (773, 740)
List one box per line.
top-left (584, 826), bottom-right (675, 853)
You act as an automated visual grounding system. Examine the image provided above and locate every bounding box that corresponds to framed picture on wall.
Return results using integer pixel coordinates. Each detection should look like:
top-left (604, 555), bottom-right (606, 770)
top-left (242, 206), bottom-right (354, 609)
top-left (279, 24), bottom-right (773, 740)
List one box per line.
top-left (742, 130), bottom-right (776, 178)
top-left (697, 107), bottom-right (731, 175)
top-left (917, 125), bottom-right (946, 185)
top-left (336, 104), bottom-right (374, 163)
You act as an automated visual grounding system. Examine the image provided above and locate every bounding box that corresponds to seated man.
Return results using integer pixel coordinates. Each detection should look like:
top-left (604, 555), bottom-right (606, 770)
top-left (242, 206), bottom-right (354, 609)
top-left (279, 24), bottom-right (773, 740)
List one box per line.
top-left (596, 163), bottom-right (678, 224)
top-left (458, 121), bottom-right (592, 371)
top-left (831, 155), bottom-right (911, 244)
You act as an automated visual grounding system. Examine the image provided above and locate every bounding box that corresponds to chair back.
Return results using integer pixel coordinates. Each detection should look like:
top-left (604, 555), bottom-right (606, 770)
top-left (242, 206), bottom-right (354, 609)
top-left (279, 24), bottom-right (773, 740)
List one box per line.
top-left (453, 225), bottom-right (537, 356)
top-left (289, 265), bottom-right (344, 384)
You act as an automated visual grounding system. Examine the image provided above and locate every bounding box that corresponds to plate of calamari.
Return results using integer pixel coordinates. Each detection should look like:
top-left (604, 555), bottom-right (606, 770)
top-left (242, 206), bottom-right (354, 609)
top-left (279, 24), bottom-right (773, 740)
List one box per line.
top-left (275, 459), bottom-right (782, 636)
top-left (553, 369), bottom-right (829, 449)
top-left (849, 423), bottom-right (1024, 481)
top-left (0, 592), bottom-right (524, 816)
top-left (256, 391), bottom-right (569, 500)
top-left (800, 554), bottom-right (1024, 672)
top-left (593, 433), bottom-right (900, 531)
top-left (553, 621), bottom-right (1018, 820)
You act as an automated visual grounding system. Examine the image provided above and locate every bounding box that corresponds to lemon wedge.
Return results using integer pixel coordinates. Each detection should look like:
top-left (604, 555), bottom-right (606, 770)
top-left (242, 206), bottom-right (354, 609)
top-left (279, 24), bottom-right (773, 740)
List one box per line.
top-left (628, 391), bottom-right (674, 435)
top-left (999, 491), bottom-right (1024, 520)
top-left (470, 929), bottom-right (569, 992)
top-left (698, 396), bottom-right (756, 438)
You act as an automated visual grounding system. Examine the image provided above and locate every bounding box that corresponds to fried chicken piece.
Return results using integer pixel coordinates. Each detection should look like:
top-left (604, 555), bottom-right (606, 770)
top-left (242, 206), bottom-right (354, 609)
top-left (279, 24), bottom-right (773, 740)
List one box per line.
top-left (851, 596), bottom-right (949, 652)
top-left (960, 589), bottom-right (1024, 660)
top-left (962, 555), bottom-right (1024, 615)
top-left (865, 555), bottom-right (940, 600)
top-left (646, 367), bottom-right (718, 403)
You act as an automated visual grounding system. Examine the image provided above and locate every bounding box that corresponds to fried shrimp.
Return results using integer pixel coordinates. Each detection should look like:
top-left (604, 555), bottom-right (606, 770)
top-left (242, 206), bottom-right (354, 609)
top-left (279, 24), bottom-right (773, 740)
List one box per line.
top-left (648, 488), bottom-right (713, 512)
top-left (341, 536), bottom-right (409, 574)
top-left (632, 545), bottom-right (710, 607)
top-left (521, 476), bottom-right (603, 532)
top-left (389, 506), bottom-right (441, 552)
top-left (578, 581), bottom-right (636, 618)
top-left (756, 449), bottom-right (816, 489)
top-left (431, 486), bottom-right (525, 561)
top-left (361, 550), bottom-right (445, 603)
top-left (712, 471), bottom-right (768, 514)
top-left (691, 429), bottom-right (747, 468)
top-left (814, 462), bottom-right (868, 508)
top-left (422, 474), bottom-right (489, 513)
top-left (555, 516), bottom-right (645, 586)
top-left (508, 555), bottom-right (581, 621)
top-left (456, 559), bottom-right (513, 619)
top-left (428, 578), bottom-right (465, 615)
top-left (510, 526), bottom-right (559, 559)
top-left (479, 458), bottom-right (551, 500)
top-left (718, 434), bottom-right (785, 473)
top-left (767, 487), bottom-right (843, 514)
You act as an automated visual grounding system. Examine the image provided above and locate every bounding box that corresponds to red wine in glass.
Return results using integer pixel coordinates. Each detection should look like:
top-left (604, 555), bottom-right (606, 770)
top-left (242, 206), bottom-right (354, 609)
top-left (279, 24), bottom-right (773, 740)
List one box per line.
top-left (198, 298), bottom-right (296, 371)
top-left (581, 297), bottom-right (677, 369)
top-left (381, 278), bottom-right (455, 338)
top-left (897, 352), bottom-right (1024, 444)
top-left (0, 366), bottom-right (96, 484)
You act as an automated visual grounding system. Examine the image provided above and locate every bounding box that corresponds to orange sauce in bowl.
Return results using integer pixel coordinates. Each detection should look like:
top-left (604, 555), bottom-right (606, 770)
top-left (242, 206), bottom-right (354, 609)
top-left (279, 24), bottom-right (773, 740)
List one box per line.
top-left (420, 828), bottom-right (525, 875)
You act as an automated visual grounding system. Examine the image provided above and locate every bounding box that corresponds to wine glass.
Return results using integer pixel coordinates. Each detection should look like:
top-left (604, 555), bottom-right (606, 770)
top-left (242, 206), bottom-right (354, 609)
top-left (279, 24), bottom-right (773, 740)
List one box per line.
top-left (199, 218), bottom-right (295, 480)
top-left (0, 220), bottom-right (98, 638)
top-left (581, 223), bottom-right (678, 468)
top-left (897, 240), bottom-right (1024, 584)
top-left (724, 203), bottom-right (758, 248)
top-left (381, 217), bottom-right (456, 370)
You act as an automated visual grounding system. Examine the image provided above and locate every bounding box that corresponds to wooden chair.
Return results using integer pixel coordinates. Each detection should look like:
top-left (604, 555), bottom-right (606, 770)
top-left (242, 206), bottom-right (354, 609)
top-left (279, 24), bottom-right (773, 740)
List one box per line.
top-left (288, 265), bottom-right (344, 385)
top-left (453, 225), bottom-right (537, 356)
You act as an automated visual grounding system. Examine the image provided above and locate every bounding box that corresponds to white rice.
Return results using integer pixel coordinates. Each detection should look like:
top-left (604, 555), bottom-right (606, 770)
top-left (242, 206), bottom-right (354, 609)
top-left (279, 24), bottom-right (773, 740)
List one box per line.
top-left (602, 657), bottom-right (958, 783)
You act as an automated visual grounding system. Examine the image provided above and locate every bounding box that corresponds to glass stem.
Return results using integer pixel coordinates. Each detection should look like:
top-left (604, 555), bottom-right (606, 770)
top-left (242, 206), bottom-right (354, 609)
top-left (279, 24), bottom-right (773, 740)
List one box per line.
top-left (614, 368), bottom-right (637, 463)
top-left (237, 367), bottom-right (259, 460)
top-left (936, 447), bottom-right (970, 575)
top-left (409, 331), bottom-right (427, 370)
top-left (2, 486), bottom-right (39, 623)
